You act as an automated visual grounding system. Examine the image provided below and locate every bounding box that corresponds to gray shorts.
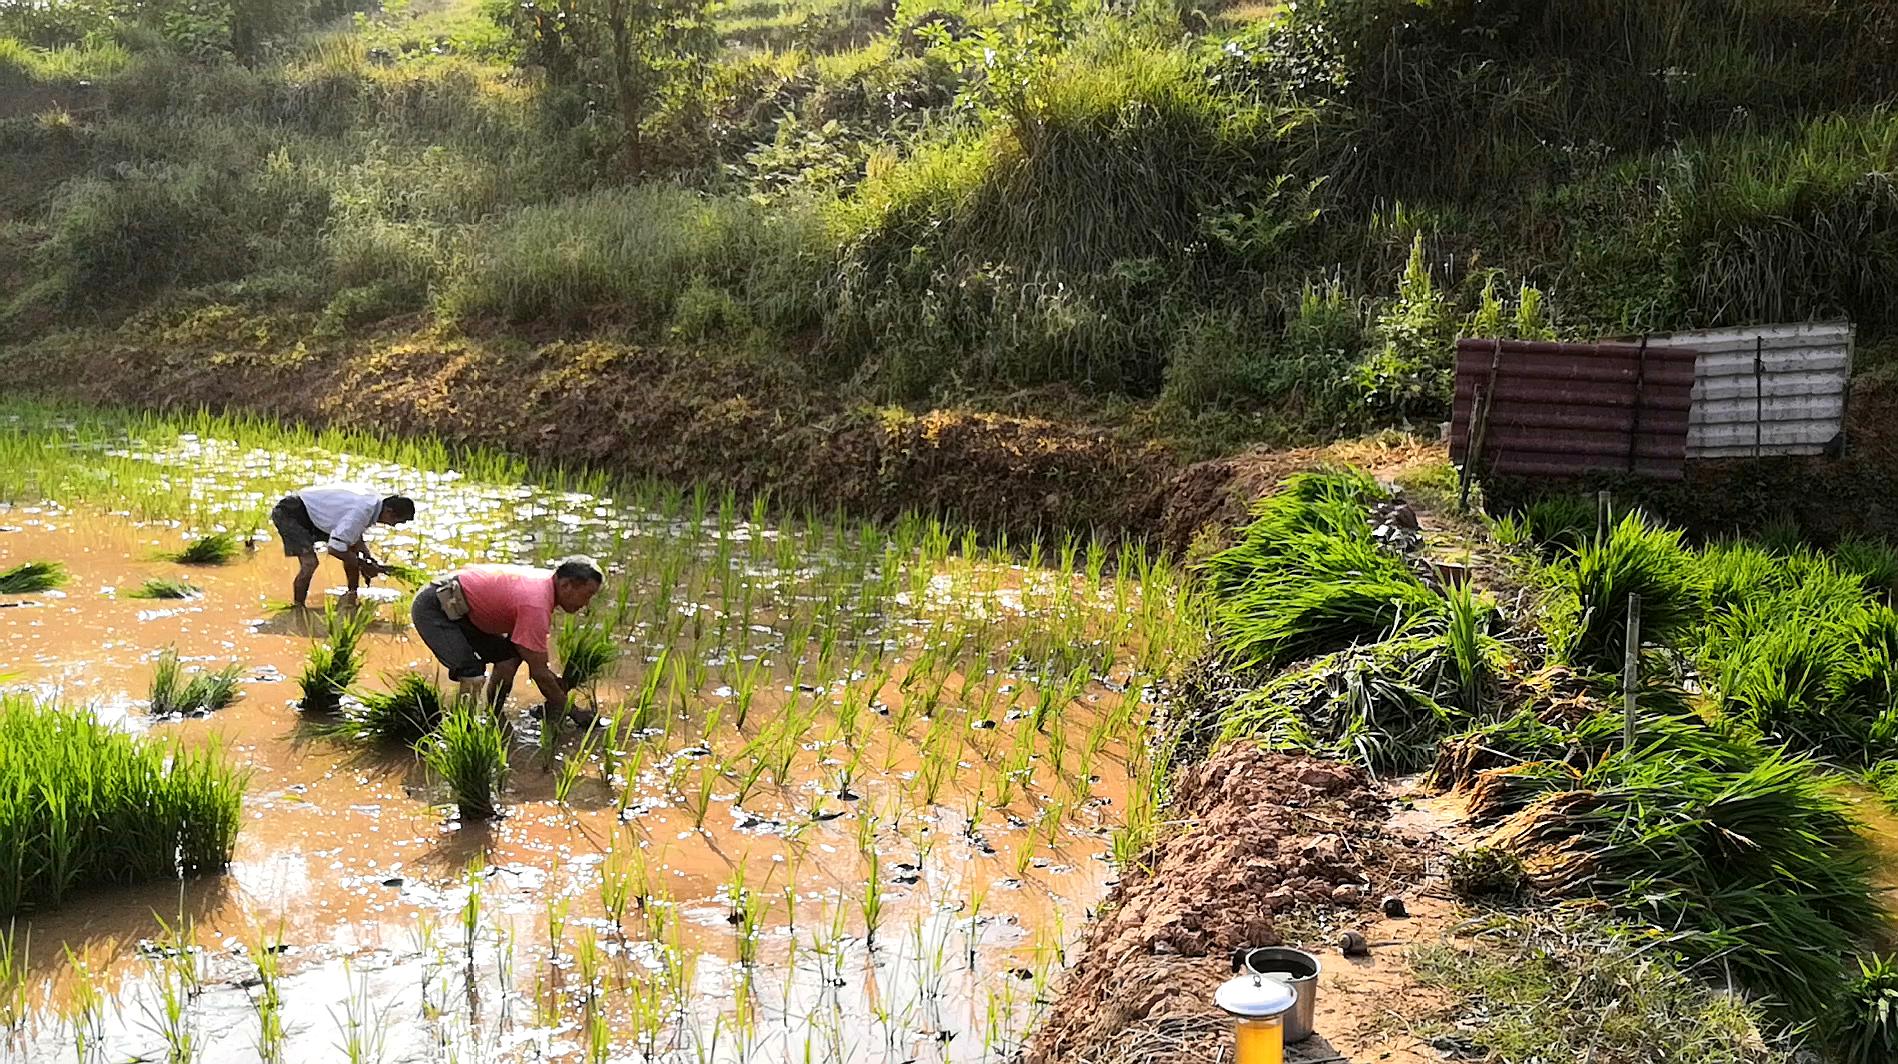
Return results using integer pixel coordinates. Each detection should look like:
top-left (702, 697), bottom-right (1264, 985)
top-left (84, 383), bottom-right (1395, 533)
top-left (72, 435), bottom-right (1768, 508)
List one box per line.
top-left (270, 496), bottom-right (322, 558)
top-left (411, 582), bottom-right (518, 681)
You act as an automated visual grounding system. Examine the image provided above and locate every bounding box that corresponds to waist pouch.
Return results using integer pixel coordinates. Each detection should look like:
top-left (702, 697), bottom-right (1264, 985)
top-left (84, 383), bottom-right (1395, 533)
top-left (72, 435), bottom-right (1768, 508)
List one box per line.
top-left (435, 575), bottom-right (471, 620)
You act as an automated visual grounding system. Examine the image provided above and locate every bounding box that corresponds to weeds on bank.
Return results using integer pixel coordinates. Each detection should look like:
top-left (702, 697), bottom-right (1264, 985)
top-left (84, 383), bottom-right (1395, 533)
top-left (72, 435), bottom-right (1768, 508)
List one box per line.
top-left (0, 561), bottom-right (66, 594)
top-left (0, 694), bottom-right (246, 916)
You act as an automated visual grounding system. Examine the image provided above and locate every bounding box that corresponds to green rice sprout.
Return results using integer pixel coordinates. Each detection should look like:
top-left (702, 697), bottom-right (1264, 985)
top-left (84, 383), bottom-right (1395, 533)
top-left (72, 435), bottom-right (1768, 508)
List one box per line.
top-left (322, 674), bottom-right (448, 745)
top-left (169, 531), bottom-right (240, 565)
top-left (297, 603), bottom-right (376, 714)
top-left (129, 577), bottom-right (201, 600)
top-left (148, 648), bottom-right (245, 718)
top-left (0, 694), bottom-right (247, 916)
top-left (0, 561), bottom-right (67, 594)
top-left (423, 702), bottom-right (510, 820)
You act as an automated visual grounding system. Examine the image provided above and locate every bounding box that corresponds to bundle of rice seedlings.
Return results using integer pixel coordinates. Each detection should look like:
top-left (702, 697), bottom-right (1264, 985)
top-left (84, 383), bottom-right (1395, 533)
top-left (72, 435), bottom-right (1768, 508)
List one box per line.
top-left (128, 577), bottom-right (199, 600)
top-left (1831, 954), bottom-right (1898, 1064)
top-left (378, 562), bottom-right (433, 589)
top-left (296, 604), bottom-right (375, 714)
top-left (321, 674), bottom-right (449, 745)
top-left (1546, 514), bottom-right (1701, 673)
top-left (0, 560), bottom-right (67, 594)
top-left (169, 532), bottom-right (239, 565)
top-left (556, 617), bottom-right (620, 692)
top-left (1484, 745), bottom-right (1879, 1016)
top-left (147, 648), bottom-right (244, 717)
top-left (0, 694), bottom-right (247, 915)
top-left (422, 702), bottom-right (510, 820)
top-left (1200, 468), bottom-right (1387, 596)
top-left (1835, 535), bottom-right (1898, 603)
top-left (1518, 495), bottom-right (1597, 552)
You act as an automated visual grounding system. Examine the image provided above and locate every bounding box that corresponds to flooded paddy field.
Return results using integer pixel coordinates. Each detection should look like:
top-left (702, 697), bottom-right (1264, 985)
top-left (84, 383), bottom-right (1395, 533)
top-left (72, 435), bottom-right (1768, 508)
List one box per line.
top-left (0, 403), bottom-right (1201, 1064)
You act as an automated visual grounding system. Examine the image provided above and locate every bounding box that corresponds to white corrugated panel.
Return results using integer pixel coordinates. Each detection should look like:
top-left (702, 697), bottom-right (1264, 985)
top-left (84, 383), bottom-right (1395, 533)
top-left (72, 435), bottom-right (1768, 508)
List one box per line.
top-left (1641, 321), bottom-right (1853, 459)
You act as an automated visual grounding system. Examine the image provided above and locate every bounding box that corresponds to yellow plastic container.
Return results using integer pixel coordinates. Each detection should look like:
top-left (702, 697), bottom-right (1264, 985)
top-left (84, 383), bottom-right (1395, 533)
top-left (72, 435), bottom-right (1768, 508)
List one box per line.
top-left (1216, 973), bottom-right (1297, 1064)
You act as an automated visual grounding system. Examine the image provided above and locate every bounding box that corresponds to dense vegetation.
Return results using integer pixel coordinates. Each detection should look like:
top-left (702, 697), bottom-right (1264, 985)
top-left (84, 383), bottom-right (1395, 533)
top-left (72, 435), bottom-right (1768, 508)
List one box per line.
top-left (5, 0), bottom-right (1897, 438)
top-left (1190, 470), bottom-right (1898, 1053)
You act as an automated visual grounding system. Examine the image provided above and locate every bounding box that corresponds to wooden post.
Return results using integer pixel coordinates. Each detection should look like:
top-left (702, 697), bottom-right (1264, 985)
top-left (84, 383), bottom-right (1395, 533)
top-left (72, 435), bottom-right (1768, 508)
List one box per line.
top-left (1623, 593), bottom-right (1642, 750)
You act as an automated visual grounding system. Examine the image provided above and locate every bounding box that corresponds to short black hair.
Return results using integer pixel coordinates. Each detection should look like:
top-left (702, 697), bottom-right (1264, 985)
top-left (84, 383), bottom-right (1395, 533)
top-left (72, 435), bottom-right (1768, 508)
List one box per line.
top-left (381, 495), bottom-right (416, 521)
top-left (554, 555), bottom-right (604, 585)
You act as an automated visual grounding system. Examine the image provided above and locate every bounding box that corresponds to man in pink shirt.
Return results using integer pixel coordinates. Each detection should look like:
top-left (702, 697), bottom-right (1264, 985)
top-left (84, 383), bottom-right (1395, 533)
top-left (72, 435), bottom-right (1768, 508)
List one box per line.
top-left (410, 556), bottom-right (604, 720)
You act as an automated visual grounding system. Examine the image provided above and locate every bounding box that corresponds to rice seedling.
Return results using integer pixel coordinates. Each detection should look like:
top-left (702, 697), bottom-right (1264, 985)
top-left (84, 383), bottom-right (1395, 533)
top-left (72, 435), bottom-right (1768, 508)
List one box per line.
top-left (1832, 953), bottom-right (1898, 1064)
top-left (168, 531), bottom-right (239, 566)
top-left (0, 924), bottom-right (24, 1040)
top-left (378, 561), bottom-right (434, 589)
top-left (297, 603), bottom-right (376, 714)
top-left (0, 560), bottom-right (67, 594)
top-left (321, 673), bottom-right (448, 745)
top-left (0, 694), bottom-right (246, 915)
top-left (333, 960), bottom-right (389, 1064)
top-left (423, 702), bottom-right (510, 820)
top-left (246, 927), bottom-right (287, 1064)
top-left (546, 895), bottom-right (569, 960)
top-left (861, 850), bottom-right (885, 948)
top-left (129, 576), bottom-right (200, 599)
top-left (147, 649), bottom-right (245, 718)
top-left (60, 945), bottom-right (105, 1064)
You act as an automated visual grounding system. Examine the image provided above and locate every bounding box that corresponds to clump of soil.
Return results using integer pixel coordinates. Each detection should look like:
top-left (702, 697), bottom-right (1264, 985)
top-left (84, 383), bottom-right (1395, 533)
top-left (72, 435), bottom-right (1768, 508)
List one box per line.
top-left (1027, 745), bottom-right (1424, 1064)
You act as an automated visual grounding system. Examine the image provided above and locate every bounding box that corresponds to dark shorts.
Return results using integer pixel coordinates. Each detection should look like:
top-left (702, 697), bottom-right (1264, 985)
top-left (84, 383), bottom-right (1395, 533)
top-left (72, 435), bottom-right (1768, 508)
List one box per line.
top-left (411, 581), bottom-right (519, 681)
top-left (270, 496), bottom-right (325, 558)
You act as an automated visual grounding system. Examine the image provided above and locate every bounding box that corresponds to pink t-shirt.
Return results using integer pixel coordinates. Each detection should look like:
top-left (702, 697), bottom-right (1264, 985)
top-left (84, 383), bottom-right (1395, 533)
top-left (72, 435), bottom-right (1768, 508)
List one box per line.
top-left (457, 564), bottom-right (556, 654)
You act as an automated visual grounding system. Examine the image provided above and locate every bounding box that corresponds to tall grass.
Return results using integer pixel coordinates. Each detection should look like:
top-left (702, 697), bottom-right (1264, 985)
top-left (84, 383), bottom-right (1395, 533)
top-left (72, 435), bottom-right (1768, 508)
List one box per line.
top-left (0, 694), bottom-right (248, 915)
top-left (0, 561), bottom-right (67, 593)
top-left (423, 702), bottom-right (509, 819)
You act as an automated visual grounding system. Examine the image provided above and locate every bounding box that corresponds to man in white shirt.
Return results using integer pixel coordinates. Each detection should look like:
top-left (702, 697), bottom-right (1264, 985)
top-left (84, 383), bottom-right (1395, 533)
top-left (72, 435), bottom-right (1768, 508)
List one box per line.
top-left (269, 486), bottom-right (416, 608)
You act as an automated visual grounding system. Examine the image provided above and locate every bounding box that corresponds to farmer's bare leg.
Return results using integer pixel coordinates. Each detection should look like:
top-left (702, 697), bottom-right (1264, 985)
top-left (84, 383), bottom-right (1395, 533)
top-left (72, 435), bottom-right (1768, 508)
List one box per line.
top-left (487, 658), bottom-right (521, 711)
top-left (341, 555), bottom-right (363, 604)
top-left (455, 675), bottom-right (485, 704)
top-left (292, 553), bottom-right (320, 608)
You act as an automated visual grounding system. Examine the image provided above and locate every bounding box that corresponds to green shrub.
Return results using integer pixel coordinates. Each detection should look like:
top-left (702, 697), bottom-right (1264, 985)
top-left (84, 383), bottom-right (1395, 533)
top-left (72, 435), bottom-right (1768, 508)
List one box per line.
top-left (0, 694), bottom-right (248, 915)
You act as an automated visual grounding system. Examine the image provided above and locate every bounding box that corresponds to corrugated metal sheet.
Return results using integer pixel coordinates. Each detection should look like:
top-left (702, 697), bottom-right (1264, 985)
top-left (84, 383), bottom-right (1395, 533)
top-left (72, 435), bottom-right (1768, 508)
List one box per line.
top-left (1636, 321), bottom-right (1853, 459)
top-left (1450, 339), bottom-right (1698, 480)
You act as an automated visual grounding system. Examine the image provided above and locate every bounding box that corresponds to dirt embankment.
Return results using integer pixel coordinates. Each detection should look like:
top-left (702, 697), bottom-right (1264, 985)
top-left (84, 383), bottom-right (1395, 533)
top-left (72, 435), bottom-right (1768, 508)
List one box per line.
top-left (5, 323), bottom-right (1434, 547)
top-left (1028, 745), bottom-right (1443, 1064)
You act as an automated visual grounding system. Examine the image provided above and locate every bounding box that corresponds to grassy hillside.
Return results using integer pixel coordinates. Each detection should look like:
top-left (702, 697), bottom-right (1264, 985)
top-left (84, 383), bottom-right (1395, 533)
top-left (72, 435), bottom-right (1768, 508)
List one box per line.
top-left (4, 0), bottom-right (1897, 443)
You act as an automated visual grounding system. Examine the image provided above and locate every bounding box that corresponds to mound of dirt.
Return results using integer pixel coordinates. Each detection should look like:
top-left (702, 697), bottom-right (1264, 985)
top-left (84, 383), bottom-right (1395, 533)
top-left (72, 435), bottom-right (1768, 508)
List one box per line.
top-left (1027, 745), bottom-right (1423, 1064)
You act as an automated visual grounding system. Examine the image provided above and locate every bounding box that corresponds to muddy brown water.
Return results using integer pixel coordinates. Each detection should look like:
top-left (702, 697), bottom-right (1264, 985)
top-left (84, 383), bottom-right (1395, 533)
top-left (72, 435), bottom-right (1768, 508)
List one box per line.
top-left (0, 441), bottom-right (1154, 1063)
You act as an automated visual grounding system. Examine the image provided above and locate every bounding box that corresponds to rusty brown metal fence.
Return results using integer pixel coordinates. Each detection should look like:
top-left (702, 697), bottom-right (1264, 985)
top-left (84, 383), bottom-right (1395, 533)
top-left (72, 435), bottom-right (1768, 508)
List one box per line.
top-left (1450, 338), bottom-right (1698, 480)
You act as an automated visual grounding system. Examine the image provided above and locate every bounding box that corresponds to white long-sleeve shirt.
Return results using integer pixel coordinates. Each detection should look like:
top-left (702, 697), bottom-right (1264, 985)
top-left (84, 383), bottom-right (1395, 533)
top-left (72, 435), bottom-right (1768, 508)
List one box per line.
top-left (295, 485), bottom-right (384, 553)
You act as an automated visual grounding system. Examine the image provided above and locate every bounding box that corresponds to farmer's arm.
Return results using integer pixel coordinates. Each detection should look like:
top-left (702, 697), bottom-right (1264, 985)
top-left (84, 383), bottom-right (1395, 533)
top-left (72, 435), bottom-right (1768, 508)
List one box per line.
top-left (326, 505), bottom-right (384, 575)
top-left (516, 646), bottom-right (568, 715)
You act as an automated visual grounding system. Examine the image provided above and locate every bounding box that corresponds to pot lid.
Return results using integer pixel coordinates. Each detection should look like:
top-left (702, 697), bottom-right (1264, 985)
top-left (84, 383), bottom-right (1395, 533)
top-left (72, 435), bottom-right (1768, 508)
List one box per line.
top-left (1215, 973), bottom-right (1298, 1018)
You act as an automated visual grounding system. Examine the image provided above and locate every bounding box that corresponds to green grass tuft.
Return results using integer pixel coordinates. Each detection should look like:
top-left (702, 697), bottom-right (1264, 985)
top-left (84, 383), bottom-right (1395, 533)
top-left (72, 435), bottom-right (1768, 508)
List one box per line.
top-left (147, 648), bottom-right (244, 717)
top-left (0, 693), bottom-right (248, 916)
top-left (0, 560), bottom-right (68, 594)
top-left (168, 532), bottom-right (240, 566)
top-left (422, 701), bottom-right (510, 820)
top-left (1832, 953), bottom-right (1898, 1064)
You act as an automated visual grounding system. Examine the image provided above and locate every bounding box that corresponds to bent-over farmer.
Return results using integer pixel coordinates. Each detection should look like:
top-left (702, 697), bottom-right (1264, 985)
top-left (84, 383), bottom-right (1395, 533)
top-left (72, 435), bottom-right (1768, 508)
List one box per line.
top-left (270, 485), bottom-right (416, 608)
top-left (411, 557), bottom-right (603, 721)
